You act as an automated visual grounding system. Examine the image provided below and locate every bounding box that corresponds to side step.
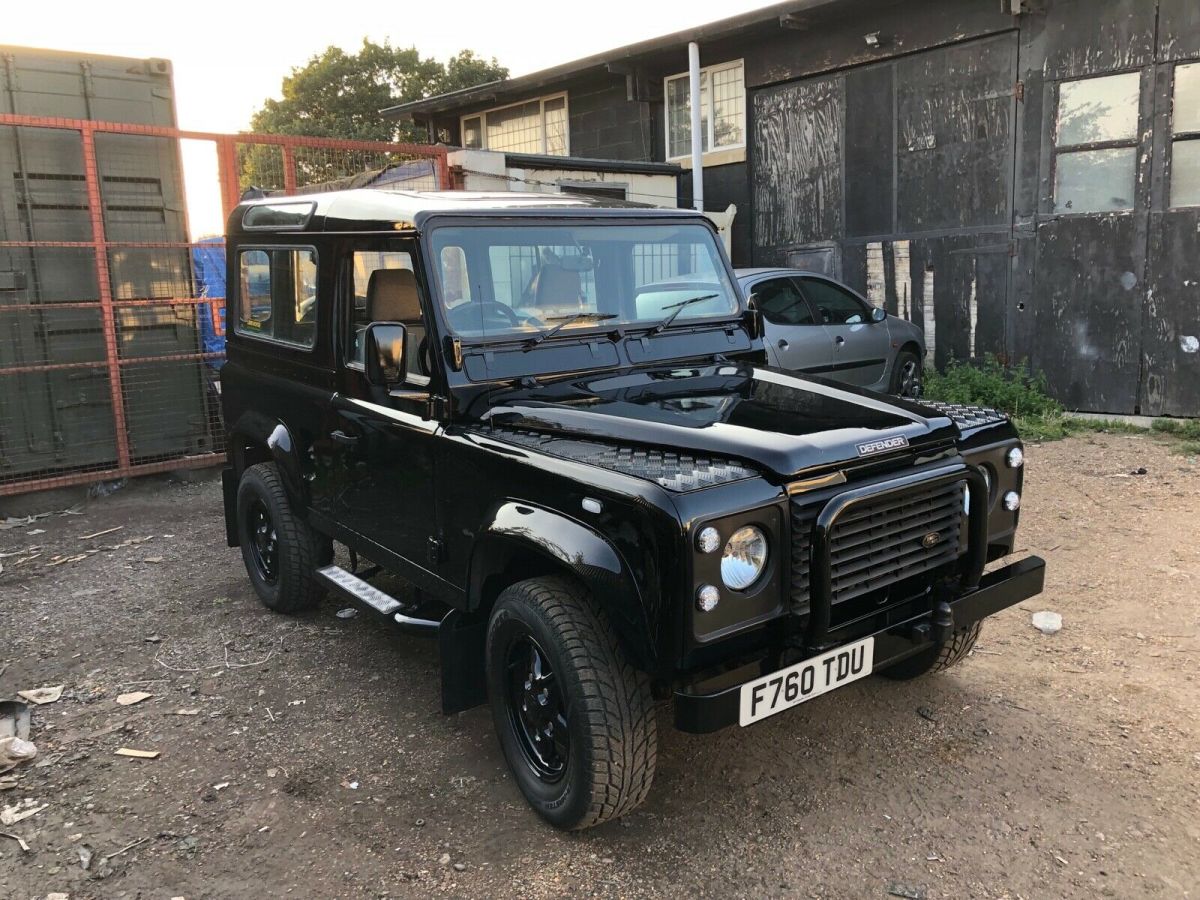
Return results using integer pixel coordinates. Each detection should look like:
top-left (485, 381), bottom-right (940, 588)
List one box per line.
top-left (316, 565), bottom-right (440, 634)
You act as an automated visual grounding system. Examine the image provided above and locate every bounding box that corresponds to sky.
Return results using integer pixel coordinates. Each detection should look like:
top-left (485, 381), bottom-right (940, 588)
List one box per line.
top-left (6, 0), bottom-right (780, 235)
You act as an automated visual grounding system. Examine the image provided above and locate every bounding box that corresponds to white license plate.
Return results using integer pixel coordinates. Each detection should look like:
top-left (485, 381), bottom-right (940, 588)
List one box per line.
top-left (738, 636), bottom-right (874, 726)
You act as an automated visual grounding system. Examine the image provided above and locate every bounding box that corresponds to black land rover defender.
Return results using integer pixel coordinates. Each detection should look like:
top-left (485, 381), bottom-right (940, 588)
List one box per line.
top-left (220, 189), bottom-right (1045, 830)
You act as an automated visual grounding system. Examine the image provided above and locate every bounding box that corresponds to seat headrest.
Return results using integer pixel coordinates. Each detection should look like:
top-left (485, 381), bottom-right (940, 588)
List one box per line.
top-left (534, 264), bottom-right (582, 307)
top-left (366, 268), bottom-right (421, 322)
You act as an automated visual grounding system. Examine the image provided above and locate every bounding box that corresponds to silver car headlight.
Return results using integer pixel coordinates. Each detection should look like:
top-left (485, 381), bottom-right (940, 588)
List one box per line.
top-left (721, 525), bottom-right (768, 590)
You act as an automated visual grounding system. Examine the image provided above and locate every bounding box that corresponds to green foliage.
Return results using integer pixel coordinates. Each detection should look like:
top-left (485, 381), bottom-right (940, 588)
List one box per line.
top-left (921, 356), bottom-right (1062, 437)
top-left (241, 41), bottom-right (506, 188)
top-left (1150, 418), bottom-right (1200, 441)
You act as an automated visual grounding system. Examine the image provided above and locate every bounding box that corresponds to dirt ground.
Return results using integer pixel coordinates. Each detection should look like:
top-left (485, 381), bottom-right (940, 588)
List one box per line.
top-left (0, 433), bottom-right (1197, 900)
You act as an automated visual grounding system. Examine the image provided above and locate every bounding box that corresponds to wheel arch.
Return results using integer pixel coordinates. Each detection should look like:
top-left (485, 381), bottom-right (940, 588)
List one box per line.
top-left (227, 411), bottom-right (309, 511)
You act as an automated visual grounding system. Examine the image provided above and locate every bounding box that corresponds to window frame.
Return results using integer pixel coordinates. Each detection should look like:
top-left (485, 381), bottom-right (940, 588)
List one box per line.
top-left (1169, 61), bottom-right (1200, 209)
top-left (797, 275), bottom-right (873, 325)
top-left (459, 92), bottom-right (570, 156)
top-left (1050, 70), bottom-right (1143, 216)
top-left (663, 59), bottom-right (746, 162)
top-left (233, 244), bottom-right (320, 351)
top-left (747, 276), bottom-right (820, 327)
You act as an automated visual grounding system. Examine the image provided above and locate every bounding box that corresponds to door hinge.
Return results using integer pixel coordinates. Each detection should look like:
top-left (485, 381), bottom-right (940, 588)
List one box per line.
top-left (426, 536), bottom-right (444, 567)
top-left (1014, 80), bottom-right (1025, 103)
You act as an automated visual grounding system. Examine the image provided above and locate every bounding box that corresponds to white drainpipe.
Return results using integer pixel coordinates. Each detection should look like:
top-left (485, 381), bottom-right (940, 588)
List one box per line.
top-left (688, 41), bottom-right (704, 212)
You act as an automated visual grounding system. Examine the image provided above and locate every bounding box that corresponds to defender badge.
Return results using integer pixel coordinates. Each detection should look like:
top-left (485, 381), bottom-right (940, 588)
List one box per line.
top-left (856, 435), bottom-right (909, 456)
top-left (921, 532), bottom-right (942, 549)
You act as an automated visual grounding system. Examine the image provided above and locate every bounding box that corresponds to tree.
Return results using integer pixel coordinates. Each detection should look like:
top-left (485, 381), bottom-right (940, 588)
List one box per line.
top-left (240, 40), bottom-right (506, 189)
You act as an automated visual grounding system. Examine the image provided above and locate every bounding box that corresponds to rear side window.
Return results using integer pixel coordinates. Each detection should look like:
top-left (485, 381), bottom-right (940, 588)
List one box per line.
top-left (236, 248), bottom-right (318, 348)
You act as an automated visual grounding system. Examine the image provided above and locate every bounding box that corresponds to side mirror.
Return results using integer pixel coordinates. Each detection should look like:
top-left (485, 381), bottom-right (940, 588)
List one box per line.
top-left (742, 305), bottom-right (764, 340)
top-left (871, 307), bottom-right (887, 323)
top-left (364, 322), bottom-right (407, 386)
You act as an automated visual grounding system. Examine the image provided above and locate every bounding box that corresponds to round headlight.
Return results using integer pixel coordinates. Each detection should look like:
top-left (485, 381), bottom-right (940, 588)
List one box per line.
top-left (696, 526), bottom-right (721, 554)
top-left (721, 526), bottom-right (768, 590)
top-left (1003, 491), bottom-right (1021, 511)
top-left (696, 584), bottom-right (720, 612)
top-left (1006, 446), bottom-right (1025, 469)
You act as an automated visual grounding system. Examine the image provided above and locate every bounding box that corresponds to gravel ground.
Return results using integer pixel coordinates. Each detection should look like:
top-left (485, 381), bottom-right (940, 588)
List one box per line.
top-left (0, 433), bottom-right (1197, 900)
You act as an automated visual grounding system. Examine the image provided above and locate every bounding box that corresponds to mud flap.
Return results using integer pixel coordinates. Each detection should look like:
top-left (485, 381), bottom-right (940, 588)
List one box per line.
top-left (439, 608), bottom-right (488, 715)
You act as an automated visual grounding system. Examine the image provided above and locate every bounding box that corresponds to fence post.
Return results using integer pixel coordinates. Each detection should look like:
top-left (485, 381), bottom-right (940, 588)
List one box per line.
top-left (79, 123), bottom-right (133, 475)
top-left (281, 145), bottom-right (298, 194)
top-left (217, 136), bottom-right (240, 218)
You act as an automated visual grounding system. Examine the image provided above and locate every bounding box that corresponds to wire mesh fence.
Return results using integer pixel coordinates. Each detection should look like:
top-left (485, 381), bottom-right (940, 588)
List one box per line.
top-left (0, 113), bottom-right (448, 496)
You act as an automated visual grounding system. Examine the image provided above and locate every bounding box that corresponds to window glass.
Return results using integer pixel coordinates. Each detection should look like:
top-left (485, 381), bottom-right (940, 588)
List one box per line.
top-left (666, 72), bottom-right (710, 158)
top-left (799, 278), bottom-right (869, 325)
top-left (751, 278), bottom-right (816, 326)
top-left (429, 223), bottom-right (739, 341)
top-left (486, 100), bottom-right (545, 154)
top-left (242, 202), bottom-right (314, 230)
top-left (462, 116), bottom-right (482, 150)
top-left (348, 251), bottom-right (414, 367)
top-left (1056, 72), bottom-right (1140, 146)
top-left (1054, 147), bottom-right (1136, 213)
top-left (543, 96), bottom-right (568, 156)
top-left (236, 248), bottom-right (317, 347)
top-left (1171, 140), bottom-right (1200, 207)
top-left (1173, 63), bottom-right (1200, 134)
top-left (665, 62), bottom-right (746, 159)
top-left (712, 64), bottom-right (745, 148)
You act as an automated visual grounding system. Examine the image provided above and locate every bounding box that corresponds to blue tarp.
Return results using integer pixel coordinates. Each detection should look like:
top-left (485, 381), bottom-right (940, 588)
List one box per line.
top-left (192, 237), bottom-right (226, 368)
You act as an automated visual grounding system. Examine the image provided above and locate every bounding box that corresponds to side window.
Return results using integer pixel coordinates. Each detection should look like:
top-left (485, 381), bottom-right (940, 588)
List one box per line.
top-left (749, 278), bottom-right (816, 326)
top-left (1170, 62), bottom-right (1200, 208)
top-left (347, 251), bottom-right (422, 377)
top-left (799, 278), bottom-right (869, 325)
top-left (236, 248), bottom-right (318, 348)
top-left (1052, 72), bottom-right (1141, 213)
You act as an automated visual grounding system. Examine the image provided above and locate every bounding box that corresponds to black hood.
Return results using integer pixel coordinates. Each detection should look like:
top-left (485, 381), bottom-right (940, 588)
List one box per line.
top-left (478, 364), bottom-right (958, 480)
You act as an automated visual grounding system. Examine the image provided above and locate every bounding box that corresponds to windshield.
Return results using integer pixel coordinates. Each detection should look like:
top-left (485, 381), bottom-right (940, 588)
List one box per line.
top-left (428, 222), bottom-right (740, 340)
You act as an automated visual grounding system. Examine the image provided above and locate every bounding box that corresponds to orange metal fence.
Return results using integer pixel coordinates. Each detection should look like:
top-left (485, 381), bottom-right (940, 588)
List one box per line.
top-left (0, 113), bottom-right (448, 496)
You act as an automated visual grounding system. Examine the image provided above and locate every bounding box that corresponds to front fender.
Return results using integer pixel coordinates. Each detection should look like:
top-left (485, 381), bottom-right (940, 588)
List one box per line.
top-left (468, 501), bottom-right (655, 671)
top-left (228, 411), bottom-right (309, 510)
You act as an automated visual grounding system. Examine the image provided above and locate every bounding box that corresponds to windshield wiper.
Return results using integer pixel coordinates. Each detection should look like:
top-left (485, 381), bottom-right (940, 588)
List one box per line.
top-left (651, 294), bottom-right (719, 335)
top-left (523, 312), bottom-right (618, 349)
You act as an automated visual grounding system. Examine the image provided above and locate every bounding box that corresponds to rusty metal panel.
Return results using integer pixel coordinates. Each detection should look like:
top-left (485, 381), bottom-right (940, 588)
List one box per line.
top-left (1030, 215), bottom-right (1143, 413)
top-left (1143, 209), bottom-right (1200, 416)
top-left (751, 75), bottom-right (843, 256)
top-left (895, 35), bottom-right (1017, 233)
top-left (1040, 0), bottom-right (1157, 80)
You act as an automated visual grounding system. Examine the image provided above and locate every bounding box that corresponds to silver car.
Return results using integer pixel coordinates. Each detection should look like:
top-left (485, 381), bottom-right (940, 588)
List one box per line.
top-left (736, 268), bottom-right (926, 397)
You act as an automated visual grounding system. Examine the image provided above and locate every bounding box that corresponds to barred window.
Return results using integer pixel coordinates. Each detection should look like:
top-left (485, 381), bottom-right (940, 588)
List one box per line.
top-left (460, 93), bottom-right (570, 156)
top-left (664, 60), bottom-right (745, 160)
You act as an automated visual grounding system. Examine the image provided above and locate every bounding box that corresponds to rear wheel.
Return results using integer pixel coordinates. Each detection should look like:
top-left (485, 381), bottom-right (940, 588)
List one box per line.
top-left (890, 349), bottom-right (922, 397)
top-left (486, 576), bottom-right (657, 830)
top-left (877, 622), bottom-right (981, 680)
top-left (235, 463), bottom-right (324, 613)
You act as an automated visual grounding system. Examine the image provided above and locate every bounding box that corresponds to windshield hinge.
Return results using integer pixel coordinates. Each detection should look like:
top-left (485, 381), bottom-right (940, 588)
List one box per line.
top-left (451, 338), bottom-right (463, 370)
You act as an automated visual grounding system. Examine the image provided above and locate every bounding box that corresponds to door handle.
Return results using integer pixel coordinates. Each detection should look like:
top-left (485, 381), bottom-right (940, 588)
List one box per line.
top-left (330, 430), bottom-right (359, 448)
top-left (834, 335), bottom-right (845, 347)
top-left (777, 339), bottom-right (789, 350)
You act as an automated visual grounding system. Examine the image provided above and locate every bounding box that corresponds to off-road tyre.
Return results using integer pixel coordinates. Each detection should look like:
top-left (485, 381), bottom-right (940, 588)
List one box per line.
top-left (877, 622), bottom-right (982, 680)
top-left (486, 576), bottom-right (657, 830)
top-left (235, 462), bottom-right (324, 614)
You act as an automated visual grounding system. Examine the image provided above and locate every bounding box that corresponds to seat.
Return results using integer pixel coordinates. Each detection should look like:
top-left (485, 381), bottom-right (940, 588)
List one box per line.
top-left (364, 268), bottom-right (427, 375)
top-left (533, 264), bottom-right (582, 308)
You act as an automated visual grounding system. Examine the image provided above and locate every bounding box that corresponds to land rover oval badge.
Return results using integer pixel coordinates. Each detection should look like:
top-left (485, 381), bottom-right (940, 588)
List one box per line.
top-left (921, 532), bottom-right (942, 549)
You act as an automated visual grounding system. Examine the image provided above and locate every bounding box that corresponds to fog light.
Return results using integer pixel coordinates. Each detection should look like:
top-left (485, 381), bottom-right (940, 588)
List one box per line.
top-left (696, 526), bottom-right (721, 554)
top-left (696, 584), bottom-right (720, 612)
top-left (1006, 446), bottom-right (1025, 468)
top-left (1003, 490), bottom-right (1021, 511)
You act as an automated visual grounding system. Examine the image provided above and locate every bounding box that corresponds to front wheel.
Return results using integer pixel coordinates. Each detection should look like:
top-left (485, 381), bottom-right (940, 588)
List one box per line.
top-left (890, 349), bottom-right (923, 397)
top-left (486, 577), bottom-right (657, 830)
top-left (877, 622), bottom-right (981, 680)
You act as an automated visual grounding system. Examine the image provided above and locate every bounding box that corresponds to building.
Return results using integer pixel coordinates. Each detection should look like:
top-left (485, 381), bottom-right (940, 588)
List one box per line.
top-left (384, 0), bottom-right (1200, 418)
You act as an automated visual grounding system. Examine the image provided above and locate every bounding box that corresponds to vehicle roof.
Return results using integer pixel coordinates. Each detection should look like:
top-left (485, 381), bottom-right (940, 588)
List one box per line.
top-left (229, 188), bottom-right (706, 234)
top-left (735, 267), bottom-right (828, 280)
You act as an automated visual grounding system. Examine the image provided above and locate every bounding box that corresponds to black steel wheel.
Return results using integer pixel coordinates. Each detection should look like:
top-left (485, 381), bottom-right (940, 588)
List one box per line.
top-left (506, 635), bottom-right (569, 781)
top-left (891, 349), bottom-right (923, 398)
top-left (235, 463), bottom-right (324, 613)
top-left (486, 576), bottom-right (657, 830)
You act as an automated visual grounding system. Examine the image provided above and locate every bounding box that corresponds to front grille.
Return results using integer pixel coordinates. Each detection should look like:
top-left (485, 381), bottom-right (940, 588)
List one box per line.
top-left (828, 481), bottom-right (964, 604)
top-left (789, 477), bottom-right (966, 617)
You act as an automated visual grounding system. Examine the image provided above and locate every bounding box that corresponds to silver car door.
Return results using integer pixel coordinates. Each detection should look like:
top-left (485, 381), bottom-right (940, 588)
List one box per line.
top-left (744, 276), bottom-right (832, 372)
top-left (799, 276), bottom-right (891, 388)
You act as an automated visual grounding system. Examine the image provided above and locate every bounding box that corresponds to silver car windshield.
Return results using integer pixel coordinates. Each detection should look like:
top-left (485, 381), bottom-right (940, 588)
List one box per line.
top-left (429, 222), bottom-right (740, 340)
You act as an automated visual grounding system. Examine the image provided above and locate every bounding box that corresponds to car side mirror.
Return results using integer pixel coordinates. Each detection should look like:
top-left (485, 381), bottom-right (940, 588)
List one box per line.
top-left (871, 307), bottom-right (887, 323)
top-left (364, 322), bottom-right (406, 386)
top-left (742, 305), bottom-right (763, 340)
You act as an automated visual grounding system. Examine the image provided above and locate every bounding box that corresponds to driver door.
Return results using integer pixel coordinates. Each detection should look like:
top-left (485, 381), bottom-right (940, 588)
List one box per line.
top-left (312, 239), bottom-right (448, 594)
top-left (798, 276), bottom-right (891, 387)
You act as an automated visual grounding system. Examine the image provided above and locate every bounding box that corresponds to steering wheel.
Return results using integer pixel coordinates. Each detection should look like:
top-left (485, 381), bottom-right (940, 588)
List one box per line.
top-left (447, 300), bottom-right (525, 332)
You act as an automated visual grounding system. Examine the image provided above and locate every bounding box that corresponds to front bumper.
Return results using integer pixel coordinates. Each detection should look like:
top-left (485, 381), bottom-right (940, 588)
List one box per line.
top-left (673, 554), bottom-right (1045, 734)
